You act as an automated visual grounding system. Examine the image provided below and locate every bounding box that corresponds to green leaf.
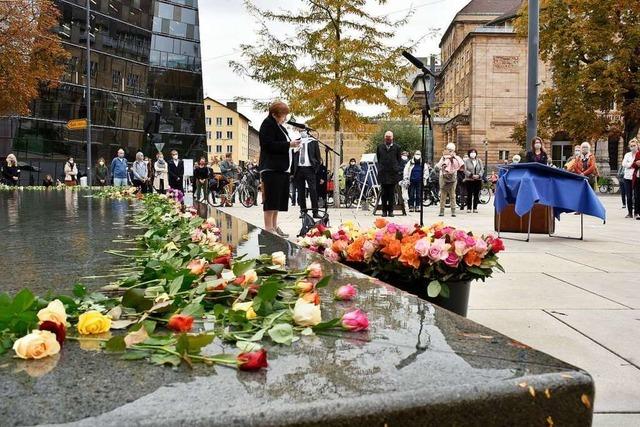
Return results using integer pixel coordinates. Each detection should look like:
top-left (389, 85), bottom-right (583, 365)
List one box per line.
top-left (427, 280), bottom-right (442, 298)
top-left (301, 327), bottom-right (314, 336)
top-left (142, 336), bottom-right (172, 346)
top-left (439, 283), bottom-right (450, 299)
top-left (181, 297), bottom-right (204, 317)
top-left (73, 284), bottom-right (88, 297)
top-left (11, 289), bottom-right (35, 312)
top-left (312, 318), bottom-right (342, 331)
top-left (168, 276), bottom-right (184, 296)
top-left (122, 288), bottom-right (154, 312)
top-left (175, 333), bottom-right (189, 355)
top-left (257, 279), bottom-right (280, 303)
top-left (150, 353), bottom-right (181, 367)
top-left (248, 329), bottom-right (266, 342)
top-left (467, 267), bottom-right (487, 276)
top-left (105, 336), bottom-right (126, 352)
top-left (315, 275), bottom-right (332, 289)
top-left (121, 351), bottom-right (149, 361)
top-left (268, 323), bottom-right (294, 345)
top-left (236, 341), bottom-right (261, 352)
top-left (186, 334), bottom-right (215, 353)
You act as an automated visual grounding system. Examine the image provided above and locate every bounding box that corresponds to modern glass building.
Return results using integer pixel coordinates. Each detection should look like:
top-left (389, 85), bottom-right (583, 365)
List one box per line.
top-left (0, 0), bottom-right (206, 183)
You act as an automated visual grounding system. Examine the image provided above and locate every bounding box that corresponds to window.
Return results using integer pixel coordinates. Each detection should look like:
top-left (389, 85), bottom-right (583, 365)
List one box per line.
top-left (215, 131), bottom-right (222, 139)
top-left (499, 150), bottom-right (510, 161)
top-left (206, 118), bottom-right (211, 125)
top-left (226, 131), bottom-right (233, 139)
top-left (227, 117), bottom-right (233, 126)
top-left (206, 105), bottom-right (211, 110)
top-left (207, 131), bottom-right (211, 139)
top-left (226, 145), bottom-right (233, 153)
top-left (216, 145), bottom-right (222, 153)
top-left (216, 117), bottom-right (222, 126)
top-left (207, 145), bottom-right (211, 153)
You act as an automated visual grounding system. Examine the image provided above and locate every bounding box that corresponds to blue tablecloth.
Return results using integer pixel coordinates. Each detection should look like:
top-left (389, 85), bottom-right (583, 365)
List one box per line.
top-left (494, 163), bottom-right (606, 221)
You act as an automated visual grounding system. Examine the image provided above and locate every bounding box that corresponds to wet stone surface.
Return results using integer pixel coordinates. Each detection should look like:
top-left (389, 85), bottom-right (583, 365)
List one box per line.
top-left (0, 191), bottom-right (594, 426)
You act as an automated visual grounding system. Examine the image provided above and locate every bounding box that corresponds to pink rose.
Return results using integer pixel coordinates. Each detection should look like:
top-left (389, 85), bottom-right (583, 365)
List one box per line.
top-left (452, 230), bottom-right (467, 241)
top-left (307, 262), bottom-right (323, 278)
top-left (341, 309), bottom-right (369, 331)
top-left (191, 228), bottom-right (204, 242)
top-left (323, 248), bottom-right (340, 262)
top-left (474, 238), bottom-right (488, 256)
top-left (464, 235), bottom-right (477, 247)
top-left (427, 239), bottom-right (449, 261)
top-left (414, 237), bottom-right (430, 257)
top-left (444, 252), bottom-right (460, 268)
top-left (387, 223), bottom-right (399, 233)
top-left (335, 284), bottom-right (357, 301)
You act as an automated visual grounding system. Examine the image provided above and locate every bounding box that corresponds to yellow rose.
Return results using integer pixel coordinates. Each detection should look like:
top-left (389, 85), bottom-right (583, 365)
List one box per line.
top-left (13, 330), bottom-right (60, 359)
top-left (292, 298), bottom-right (322, 327)
top-left (232, 301), bottom-right (253, 312)
top-left (37, 299), bottom-right (67, 326)
top-left (246, 307), bottom-right (257, 320)
top-left (77, 311), bottom-right (112, 335)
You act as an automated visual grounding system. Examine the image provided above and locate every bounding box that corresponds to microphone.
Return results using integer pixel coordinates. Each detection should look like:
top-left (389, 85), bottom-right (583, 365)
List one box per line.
top-left (287, 119), bottom-right (315, 131)
top-left (402, 51), bottom-right (436, 77)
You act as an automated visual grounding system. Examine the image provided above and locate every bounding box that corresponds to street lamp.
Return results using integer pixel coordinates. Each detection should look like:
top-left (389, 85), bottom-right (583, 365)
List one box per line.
top-left (483, 138), bottom-right (488, 179)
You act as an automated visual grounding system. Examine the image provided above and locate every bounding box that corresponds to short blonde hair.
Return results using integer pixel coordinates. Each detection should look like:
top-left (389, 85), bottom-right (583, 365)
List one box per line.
top-left (6, 153), bottom-right (17, 166)
top-left (445, 143), bottom-right (456, 152)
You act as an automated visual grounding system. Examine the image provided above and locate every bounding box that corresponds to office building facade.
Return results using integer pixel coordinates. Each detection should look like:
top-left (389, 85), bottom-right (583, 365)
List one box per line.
top-left (0, 0), bottom-right (206, 183)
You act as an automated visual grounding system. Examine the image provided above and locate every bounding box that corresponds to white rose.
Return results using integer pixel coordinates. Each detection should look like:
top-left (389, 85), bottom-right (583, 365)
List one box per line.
top-left (13, 330), bottom-right (61, 360)
top-left (271, 251), bottom-right (286, 266)
top-left (244, 269), bottom-right (258, 284)
top-left (292, 298), bottom-right (321, 327)
top-left (37, 299), bottom-right (67, 326)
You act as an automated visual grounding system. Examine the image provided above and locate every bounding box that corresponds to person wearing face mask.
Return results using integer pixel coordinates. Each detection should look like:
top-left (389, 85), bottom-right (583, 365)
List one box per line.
top-left (435, 143), bottom-right (463, 217)
top-left (403, 150), bottom-right (429, 212)
top-left (525, 137), bottom-right (548, 164)
top-left (511, 154), bottom-right (521, 164)
top-left (623, 138), bottom-right (640, 219)
top-left (64, 156), bottom-right (78, 186)
top-left (463, 149), bottom-right (484, 213)
top-left (111, 148), bottom-right (129, 187)
top-left (564, 146), bottom-right (582, 172)
top-left (572, 142), bottom-right (598, 188)
top-left (376, 131), bottom-right (403, 217)
top-left (259, 101), bottom-right (301, 236)
top-left (95, 158), bottom-right (108, 186)
top-left (344, 158), bottom-right (361, 191)
top-left (154, 152), bottom-right (168, 194)
top-left (400, 151), bottom-right (409, 169)
top-left (167, 149), bottom-right (185, 192)
top-left (193, 157), bottom-right (211, 202)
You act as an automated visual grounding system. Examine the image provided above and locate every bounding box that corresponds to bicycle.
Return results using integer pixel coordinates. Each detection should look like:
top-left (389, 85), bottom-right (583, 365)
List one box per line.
top-left (479, 182), bottom-right (492, 205)
top-left (597, 176), bottom-right (620, 194)
top-left (209, 171), bottom-right (258, 208)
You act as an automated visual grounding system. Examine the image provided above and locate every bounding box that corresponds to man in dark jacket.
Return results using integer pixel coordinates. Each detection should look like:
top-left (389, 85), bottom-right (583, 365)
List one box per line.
top-left (167, 149), bottom-right (184, 191)
top-left (291, 137), bottom-right (322, 218)
top-left (376, 131), bottom-right (402, 217)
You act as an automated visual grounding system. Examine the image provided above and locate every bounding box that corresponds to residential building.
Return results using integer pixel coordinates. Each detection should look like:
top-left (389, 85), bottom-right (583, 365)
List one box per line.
top-left (248, 126), bottom-right (260, 164)
top-left (204, 98), bottom-right (250, 164)
top-left (0, 0), bottom-right (206, 183)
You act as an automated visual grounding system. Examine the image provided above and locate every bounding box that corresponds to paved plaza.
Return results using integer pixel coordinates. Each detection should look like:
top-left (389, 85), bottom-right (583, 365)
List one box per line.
top-left (220, 195), bottom-right (640, 426)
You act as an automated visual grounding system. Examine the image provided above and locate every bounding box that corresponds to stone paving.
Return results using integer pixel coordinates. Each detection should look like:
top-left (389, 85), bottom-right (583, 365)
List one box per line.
top-left (219, 194), bottom-right (640, 426)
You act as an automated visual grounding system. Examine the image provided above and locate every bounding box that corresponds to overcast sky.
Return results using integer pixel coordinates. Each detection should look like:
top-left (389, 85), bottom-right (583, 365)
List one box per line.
top-left (199, 0), bottom-right (470, 126)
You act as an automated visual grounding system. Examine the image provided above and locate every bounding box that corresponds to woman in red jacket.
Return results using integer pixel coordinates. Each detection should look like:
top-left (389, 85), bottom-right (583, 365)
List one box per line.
top-left (572, 142), bottom-right (598, 188)
top-left (631, 146), bottom-right (640, 220)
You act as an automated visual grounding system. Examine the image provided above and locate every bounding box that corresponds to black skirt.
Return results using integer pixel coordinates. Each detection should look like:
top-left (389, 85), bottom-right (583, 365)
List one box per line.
top-left (261, 171), bottom-right (289, 212)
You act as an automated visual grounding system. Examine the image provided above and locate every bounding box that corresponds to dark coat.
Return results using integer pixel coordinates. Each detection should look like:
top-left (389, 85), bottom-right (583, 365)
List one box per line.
top-left (258, 115), bottom-right (291, 172)
top-left (376, 143), bottom-right (402, 185)
top-left (525, 151), bottom-right (548, 164)
top-left (168, 159), bottom-right (184, 190)
top-left (291, 138), bottom-right (322, 177)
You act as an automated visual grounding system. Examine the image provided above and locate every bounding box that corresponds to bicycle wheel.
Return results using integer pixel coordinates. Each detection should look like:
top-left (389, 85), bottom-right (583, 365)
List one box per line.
top-left (208, 189), bottom-right (224, 207)
top-left (479, 187), bottom-right (491, 204)
top-left (240, 186), bottom-right (257, 208)
top-left (345, 185), bottom-right (359, 208)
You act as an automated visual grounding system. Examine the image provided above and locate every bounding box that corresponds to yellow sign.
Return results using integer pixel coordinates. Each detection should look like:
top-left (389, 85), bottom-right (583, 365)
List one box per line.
top-left (66, 119), bottom-right (88, 130)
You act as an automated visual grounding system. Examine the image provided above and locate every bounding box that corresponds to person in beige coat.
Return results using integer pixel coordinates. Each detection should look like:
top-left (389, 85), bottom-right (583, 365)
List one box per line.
top-left (153, 152), bottom-right (168, 194)
top-left (64, 157), bottom-right (78, 186)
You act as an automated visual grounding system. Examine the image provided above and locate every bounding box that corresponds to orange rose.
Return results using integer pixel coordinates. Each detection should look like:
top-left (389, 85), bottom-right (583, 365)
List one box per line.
top-left (381, 239), bottom-right (401, 259)
top-left (301, 291), bottom-right (321, 305)
top-left (346, 237), bottom-right (366, 262)
top-left (332, 240), bottom-right (348, 253)
top-left (374, 218), bottom-right (388, 229)
top-left (399, 243), bottom-right (421, 269)
top-left (464, 249), bottom-right (482, 267)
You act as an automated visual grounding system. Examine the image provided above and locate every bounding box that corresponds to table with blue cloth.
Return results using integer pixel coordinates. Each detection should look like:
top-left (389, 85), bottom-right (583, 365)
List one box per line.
top-left (494, 163), bottom-right (606, 240)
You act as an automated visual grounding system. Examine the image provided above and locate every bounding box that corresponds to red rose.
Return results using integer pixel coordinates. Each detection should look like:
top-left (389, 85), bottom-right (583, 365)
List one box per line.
top-left (39, 320), bottom-right (66, 345)
top-left (167, 314), bottom-right (194, 333)
top-left (212, 255), bottom-right (231, 268)
top-left (233, 275), bottom-right (246, 285)
top-left (237, 349), bottom-right (268, 371)
top-left (488, 237), bottom-right (505, 253)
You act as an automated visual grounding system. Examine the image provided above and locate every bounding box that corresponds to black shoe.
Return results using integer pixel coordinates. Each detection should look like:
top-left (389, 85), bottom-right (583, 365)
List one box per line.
top-left (381, 212), bottom-right (388, 217)
top-left (388, 212), bottom-right (394, 218)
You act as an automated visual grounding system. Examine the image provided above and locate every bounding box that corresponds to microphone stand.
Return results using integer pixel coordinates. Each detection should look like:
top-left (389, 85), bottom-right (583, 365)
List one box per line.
top-left (418, 73), bottom-right (434, 227)
top-left (302, 130), bottom-right (339, 211)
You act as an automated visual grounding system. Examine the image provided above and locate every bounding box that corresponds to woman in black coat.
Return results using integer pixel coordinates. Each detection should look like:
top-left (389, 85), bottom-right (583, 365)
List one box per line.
top-left (258, 101), bottom-right (300, 236)
top-left (525, 136), bottom-right (548, 164)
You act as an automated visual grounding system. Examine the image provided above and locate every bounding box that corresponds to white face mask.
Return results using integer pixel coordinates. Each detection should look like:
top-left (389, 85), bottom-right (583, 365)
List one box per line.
top-left (401, 155), bottom-right (408, 161)
top-left (470, 152), bottom-right (477, 159)
top-left (534, 143), bottom-right (542, 150)
top-left (99, 161), bottom-right (104, 165)
top-left (581, 148), bottom-right (589, 155)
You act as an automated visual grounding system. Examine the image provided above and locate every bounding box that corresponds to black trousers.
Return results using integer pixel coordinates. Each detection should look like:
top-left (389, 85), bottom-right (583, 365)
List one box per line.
top-left (296, 167), bottom-right (319, 213)
top-left (466, 180), bottom-right (481, 210)
top-left (381, 184), bottom-right (396, 213)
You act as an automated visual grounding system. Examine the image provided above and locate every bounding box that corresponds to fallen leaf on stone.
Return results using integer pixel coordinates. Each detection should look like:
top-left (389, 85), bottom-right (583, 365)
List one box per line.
top-left (107, 306), bottom-right (122, 320)
top-left (546, 416), bottom-right (554, 426)
top-left (529, 385), bottom-right (536, 398)
top-left (545, 389), bottom-right (551, 399)
top-left (509, 340), bottom-right (531, 349)
top-left (110, 319), bottom-right (136, 330)
top-left (124, 327), bottom-right (149, 348)
top-left (581, 394), bottom-right (591, 409)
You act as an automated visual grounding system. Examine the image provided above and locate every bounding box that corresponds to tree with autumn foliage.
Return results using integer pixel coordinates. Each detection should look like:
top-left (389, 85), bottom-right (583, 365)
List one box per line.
top-left (231, 0), bottom-right (420, 132)
top-left (516, 0), bottom-right (640, 147)
top-left (0, 0), bottom-right (69, 116)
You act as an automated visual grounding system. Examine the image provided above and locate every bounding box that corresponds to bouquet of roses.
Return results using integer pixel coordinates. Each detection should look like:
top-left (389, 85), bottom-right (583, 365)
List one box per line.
top-left (299, 218), bottom-right (505, 298)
